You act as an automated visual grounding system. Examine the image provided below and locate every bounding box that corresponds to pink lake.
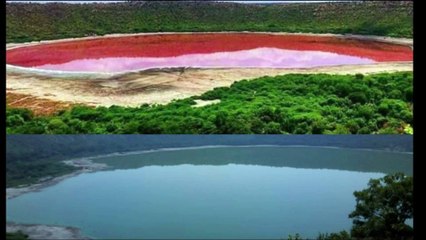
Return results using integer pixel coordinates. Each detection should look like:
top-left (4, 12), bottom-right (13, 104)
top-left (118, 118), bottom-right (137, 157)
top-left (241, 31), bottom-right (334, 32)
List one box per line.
top-left (7, 34), bottom-right (412, 74)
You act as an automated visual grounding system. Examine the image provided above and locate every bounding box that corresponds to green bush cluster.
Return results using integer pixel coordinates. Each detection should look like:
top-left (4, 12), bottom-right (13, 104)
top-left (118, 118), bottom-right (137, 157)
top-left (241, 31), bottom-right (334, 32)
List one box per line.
top-left (6, 160), bottom-right (76, 187)
top-left (6, 231), bottom-right (29, 240)
top-left (6, 72), bottom-right (413, 134)
top-left (6, 1), bottom-right (412, 43)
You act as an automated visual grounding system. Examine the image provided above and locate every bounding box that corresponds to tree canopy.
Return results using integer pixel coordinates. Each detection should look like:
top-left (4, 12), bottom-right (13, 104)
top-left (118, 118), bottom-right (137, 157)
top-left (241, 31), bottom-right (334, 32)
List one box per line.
top-left (349, 173), bottom-right (413, 239)
top-left (7, 72), bottom-right (413, 134)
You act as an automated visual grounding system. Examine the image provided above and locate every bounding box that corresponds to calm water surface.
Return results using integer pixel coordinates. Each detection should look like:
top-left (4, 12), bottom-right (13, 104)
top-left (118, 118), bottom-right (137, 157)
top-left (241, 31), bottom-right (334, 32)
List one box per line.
top-left (6, 146), bottom-right (412, 239)
top-left (34, 48), bottom-right (375, 73)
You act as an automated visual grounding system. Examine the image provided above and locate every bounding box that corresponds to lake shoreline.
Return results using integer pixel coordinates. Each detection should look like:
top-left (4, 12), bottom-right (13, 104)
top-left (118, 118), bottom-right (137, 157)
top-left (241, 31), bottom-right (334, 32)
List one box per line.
top-left (6, 144), bottom-right (412, 239)
top-left (6, 222), bottom-right (91, 240)
top-left (6, 144), bottom-right (412, 200)
top-left (73, 145), bottom-right (415, 161)
top-left (6, 32), bottom-right (412, 112)
top-left (6, 159), bottom-right (108, 200)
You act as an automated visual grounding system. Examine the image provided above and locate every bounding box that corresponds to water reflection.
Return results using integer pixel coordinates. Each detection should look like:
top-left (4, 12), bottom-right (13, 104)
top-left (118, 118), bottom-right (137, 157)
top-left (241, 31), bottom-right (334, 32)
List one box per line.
top-left (34, 48), bottom-right (375, 73)
top-left (94, 146), bottom-right (412, 175)
top-left (7, 146), bottom-right (412, 239)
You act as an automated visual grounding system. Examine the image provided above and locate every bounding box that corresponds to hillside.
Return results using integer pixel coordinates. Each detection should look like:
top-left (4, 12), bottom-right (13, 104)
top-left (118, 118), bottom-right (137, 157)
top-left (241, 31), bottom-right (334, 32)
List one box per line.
top-left (7, 72), bottom-right (413, 134)
top-left (6, 1), bottom-right (412, 43)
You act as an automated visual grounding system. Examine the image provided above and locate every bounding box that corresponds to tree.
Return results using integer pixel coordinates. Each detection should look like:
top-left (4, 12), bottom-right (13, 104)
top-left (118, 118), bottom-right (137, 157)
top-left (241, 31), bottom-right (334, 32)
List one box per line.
top-left (404, 88), bottom-right (413, 102)
top-left (47, 118), bottom-right (69, 134)
top-left (348, 92), bottom-right (367, 104)
top-left (285, 174), bottom-right (413, 240)
top-left (349, 173), bottom-right (413, 240)
top-left (264, 122), bottom-right (282, 134)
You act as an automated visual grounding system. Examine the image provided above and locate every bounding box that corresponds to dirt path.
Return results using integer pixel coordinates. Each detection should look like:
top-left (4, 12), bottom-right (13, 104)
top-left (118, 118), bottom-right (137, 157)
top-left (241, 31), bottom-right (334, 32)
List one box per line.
top-left (6, 32), bottom-right (413, 112)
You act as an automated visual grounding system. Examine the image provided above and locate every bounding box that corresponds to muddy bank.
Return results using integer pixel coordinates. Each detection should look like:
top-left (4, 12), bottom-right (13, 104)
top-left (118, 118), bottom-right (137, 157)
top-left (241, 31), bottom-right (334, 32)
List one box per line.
top-left (7, 222), bottom-right (90, 240)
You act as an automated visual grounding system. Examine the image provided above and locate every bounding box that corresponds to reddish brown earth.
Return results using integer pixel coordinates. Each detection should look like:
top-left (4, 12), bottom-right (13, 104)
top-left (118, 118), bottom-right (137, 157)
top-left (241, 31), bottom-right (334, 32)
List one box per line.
top-left (6, 92), bottom-right (76, 116)
top-left (6, 34), bottom-right (412, 67)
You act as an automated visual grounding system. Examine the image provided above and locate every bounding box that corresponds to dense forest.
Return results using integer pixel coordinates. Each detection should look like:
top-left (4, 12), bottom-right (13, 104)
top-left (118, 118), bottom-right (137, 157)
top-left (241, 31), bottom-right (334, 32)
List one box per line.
top-left (7, 72), bottom-right (413, 134)
top-left (6, 135), bottom-right (412, 187)
top-left (6, 1), bottom-right (412, 43)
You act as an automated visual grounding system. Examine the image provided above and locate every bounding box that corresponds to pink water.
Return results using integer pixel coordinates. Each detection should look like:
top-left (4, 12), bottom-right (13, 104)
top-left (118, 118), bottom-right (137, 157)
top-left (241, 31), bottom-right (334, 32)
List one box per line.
top-left (34, 48), bottom-right (375, 73)
top-left (8, 34), bottom-right (412, 73)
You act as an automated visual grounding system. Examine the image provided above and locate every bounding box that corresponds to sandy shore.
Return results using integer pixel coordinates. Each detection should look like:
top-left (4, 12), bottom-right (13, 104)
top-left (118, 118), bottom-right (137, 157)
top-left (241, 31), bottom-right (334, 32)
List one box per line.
top-left (7, 222), bottom-right (90, 240)
top-left (6, 32), bottom-right (413, 112)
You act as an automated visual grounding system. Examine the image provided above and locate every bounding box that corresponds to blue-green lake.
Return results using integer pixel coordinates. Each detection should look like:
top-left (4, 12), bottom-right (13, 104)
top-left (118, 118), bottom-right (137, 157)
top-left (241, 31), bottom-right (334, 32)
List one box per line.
top-left (6, 146), bottom-right (413, 239)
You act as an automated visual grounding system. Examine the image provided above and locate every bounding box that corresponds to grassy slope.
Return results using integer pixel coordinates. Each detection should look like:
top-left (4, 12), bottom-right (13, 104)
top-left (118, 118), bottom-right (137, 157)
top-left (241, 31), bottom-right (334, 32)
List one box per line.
top-left (6, 1), bottom-right (412, 43)
top-left (6, 72), bottom-right (413, 135)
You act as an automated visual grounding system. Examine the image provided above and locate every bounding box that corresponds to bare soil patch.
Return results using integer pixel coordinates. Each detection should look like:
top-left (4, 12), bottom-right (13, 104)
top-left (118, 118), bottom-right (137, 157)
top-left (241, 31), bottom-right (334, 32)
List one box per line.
top-left (6, 92), bottom-right (77, 116)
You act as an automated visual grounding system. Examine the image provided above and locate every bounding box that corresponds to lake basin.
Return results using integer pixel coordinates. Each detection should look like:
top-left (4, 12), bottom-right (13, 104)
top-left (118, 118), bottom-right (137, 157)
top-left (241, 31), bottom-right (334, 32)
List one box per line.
top-left (6, 34), bottom-right (412, 74)
top-left (6, 146), bottom-right (413, 239)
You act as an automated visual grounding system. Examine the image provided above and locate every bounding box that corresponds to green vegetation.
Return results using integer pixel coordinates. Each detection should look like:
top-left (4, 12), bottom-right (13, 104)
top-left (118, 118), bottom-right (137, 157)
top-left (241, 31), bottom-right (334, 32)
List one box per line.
top-left (317, 231), bottom-right (352, 240)
top-left (6, 1), bottom-right (412, 43)
top-left (7, 72), bottom-right (413, 134)
top-left (288, 173), bottom-right (413, 240)
top-left (6, 231), bottom-right (29, 240)
top-left (349, 173), bottom-right (413, 239)
top-left (288, 231), bottom-right (351, 240)
top-left (6, 160), bottom-right (76, 188)
top-left (6, 1), bottom-right (413, 135)
top-left (5, 135), bottom-right (254, 187)
top-left (5, 135), bottom-right (143, 188)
